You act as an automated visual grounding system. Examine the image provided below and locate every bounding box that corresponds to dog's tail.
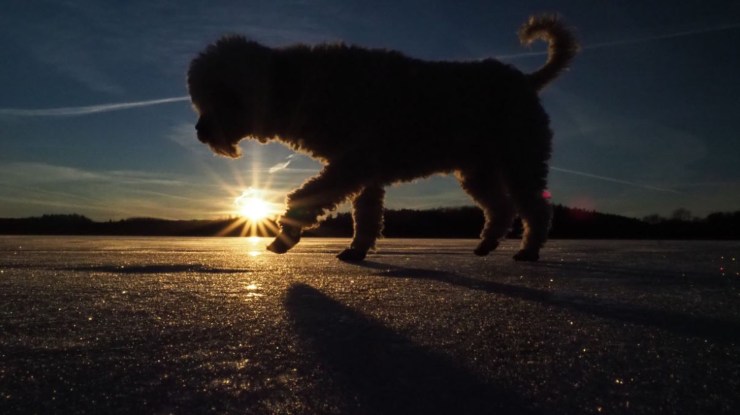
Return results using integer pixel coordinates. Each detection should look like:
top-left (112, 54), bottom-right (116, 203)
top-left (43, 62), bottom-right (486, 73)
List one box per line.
top-left (519, 15), bottom-right (579, 90)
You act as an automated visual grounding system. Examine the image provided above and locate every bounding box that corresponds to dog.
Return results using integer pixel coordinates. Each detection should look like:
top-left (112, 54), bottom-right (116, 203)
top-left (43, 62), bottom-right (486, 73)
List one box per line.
top-left (188, 15), bottom-right (577, 261)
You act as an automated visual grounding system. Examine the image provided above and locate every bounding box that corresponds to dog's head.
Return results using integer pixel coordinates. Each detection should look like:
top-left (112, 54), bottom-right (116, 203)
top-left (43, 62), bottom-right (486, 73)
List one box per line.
top-left (189, 87), bottom-right (251, 158)
top-left (187, 36), bottom-right (272, 158)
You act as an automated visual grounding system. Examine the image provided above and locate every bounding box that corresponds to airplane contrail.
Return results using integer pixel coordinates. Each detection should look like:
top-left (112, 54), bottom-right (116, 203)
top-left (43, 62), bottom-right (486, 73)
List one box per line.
top-left (551, 166), bottom-right (682, 194)
top-left (0, 96), bottom-right (190, 117)
top-left (498, 21), bottom-right (740, 60)
top-left (268, 154), bottom-right (297, 174)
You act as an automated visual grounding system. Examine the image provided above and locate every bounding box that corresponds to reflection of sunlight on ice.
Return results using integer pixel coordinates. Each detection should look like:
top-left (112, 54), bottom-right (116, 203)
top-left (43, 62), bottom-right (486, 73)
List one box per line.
top-left (233, 359), bottom-right (249, 370)
top-left (247, 236), bottom-right (264, 257)
top-left (245, 282), bottom-right (263, 298)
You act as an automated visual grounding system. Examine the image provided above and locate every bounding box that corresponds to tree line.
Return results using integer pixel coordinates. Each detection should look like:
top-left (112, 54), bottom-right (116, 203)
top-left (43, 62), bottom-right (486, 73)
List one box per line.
top-left (0, 206), bottom-right (738, 239)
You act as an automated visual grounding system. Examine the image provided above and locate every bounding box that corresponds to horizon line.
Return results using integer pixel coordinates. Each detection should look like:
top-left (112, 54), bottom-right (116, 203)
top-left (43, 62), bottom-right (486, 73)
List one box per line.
top-left (2, 204), bottom-right (736, 222)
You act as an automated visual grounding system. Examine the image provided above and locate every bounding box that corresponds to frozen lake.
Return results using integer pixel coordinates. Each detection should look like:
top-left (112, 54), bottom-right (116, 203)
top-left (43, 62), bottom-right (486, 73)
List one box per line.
top-left (1, 236), bottom-right (739, 414)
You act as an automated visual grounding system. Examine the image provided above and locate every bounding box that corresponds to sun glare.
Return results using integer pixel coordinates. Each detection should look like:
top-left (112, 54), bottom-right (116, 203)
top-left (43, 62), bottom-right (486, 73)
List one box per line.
top-left (235, 188), bottom-right (273, 221)
top-left (219, 187), bottom-right (281, 238)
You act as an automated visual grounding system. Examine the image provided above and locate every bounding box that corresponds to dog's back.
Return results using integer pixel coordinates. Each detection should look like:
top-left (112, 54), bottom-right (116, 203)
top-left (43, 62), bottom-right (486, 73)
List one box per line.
top-left (274, 45), bottom-right (543, 165)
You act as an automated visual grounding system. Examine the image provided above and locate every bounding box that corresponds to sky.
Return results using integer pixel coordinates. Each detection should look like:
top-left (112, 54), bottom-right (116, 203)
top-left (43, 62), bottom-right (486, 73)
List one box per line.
top-left (1, 0), bottom-right (739, 220)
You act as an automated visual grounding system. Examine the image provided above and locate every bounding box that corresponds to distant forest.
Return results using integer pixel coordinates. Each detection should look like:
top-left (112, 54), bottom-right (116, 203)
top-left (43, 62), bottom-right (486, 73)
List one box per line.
top-left (0, 205), bottom-right (738, 239)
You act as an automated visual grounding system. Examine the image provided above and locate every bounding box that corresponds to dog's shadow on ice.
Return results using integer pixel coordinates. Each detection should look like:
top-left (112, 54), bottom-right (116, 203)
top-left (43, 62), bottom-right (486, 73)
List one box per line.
top-left (351, 260), bottom-right (740, 344)
top-left (284, 283), bottom-right (537, 415)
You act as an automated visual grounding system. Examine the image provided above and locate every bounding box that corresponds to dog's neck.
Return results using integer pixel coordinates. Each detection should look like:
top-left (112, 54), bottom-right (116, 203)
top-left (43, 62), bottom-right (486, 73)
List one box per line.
top-left (254, 49), bottom-right (313, 144)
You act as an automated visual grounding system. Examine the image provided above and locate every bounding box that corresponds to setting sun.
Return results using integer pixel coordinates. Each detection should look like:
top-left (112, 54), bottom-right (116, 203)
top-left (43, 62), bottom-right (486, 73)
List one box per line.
top-left (235, 188), bottom-right (275, 221)
top-left (218, 188), bottom-right (282, 238)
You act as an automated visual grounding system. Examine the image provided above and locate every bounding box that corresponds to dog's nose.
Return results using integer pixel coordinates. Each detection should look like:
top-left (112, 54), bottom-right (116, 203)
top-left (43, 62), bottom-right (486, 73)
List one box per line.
top-left (195, 119), bottom-right (209, 142)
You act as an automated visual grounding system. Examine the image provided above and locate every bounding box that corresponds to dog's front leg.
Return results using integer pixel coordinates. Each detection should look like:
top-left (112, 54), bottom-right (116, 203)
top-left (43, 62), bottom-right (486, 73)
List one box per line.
top-left (267, 163), bottom-right (366, 254)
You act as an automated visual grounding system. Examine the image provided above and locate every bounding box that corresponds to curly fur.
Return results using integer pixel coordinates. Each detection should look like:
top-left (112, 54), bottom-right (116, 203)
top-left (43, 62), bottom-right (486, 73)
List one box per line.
top-left (188, 15), bottom-right (578, 261)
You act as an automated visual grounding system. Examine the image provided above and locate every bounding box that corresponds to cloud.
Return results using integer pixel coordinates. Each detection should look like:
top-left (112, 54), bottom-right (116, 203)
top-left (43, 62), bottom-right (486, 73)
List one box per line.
top-left (0, 162), bottom-right (106, 183)
top-left (268, 154), bottom-right (297, 173)
top-left (497, 21), bottom-right (740, 60)
top-left (550, 166), bottom-right (682, 194)
top-left (0, 162), bottom-right (186, 186)
top-left (0, 96), bottom-right (190, 117)
top-left (583, 22), bottom-right (740, 51)
top-left (0, 161), bottom-right (212, 219)
top-left (547, 90), bottom-right (708, 181)
top-left (268, 161), bottom-right (292, 173)
top-left (165, 122), bottom-right (213, 156)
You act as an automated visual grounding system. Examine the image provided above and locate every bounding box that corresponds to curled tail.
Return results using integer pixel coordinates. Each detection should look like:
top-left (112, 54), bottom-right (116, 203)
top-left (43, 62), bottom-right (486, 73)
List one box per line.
top-left (519, 15), bottom-right (579, 90)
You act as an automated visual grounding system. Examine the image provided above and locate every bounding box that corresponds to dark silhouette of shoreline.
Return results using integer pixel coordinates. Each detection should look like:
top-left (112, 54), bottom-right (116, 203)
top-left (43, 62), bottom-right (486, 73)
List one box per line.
top-left (0, 205), bottom-right (738, 239)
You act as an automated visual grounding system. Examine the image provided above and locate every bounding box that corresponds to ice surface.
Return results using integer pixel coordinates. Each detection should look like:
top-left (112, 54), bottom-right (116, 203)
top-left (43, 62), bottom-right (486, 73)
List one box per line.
top-left (1, 236), bottom-right (739, 414)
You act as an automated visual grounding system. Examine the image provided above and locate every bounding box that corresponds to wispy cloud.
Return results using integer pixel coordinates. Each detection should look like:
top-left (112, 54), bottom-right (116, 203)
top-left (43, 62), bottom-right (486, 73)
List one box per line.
top-left (0, 161), bottom-right (213, 219)
top-left (0, 162), bottom-right (105, 183)
top-left (498, 21), bottom-right (740, 60)
top-left (551, 166), bottom-right (682, 194)
top-left (166, 122), bottom-right (207, 153)
top-left (583, 22), bottom-right (740, 51)
top-left (0, 96), bottom-right (190, 117)
top-left (0, 162), bottom-right (187, 187)
top-left (268, 154), bottom-right (297, 173)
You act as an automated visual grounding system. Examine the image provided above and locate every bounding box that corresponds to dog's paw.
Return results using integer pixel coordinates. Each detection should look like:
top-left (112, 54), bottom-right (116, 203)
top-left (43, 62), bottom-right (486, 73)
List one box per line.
top-left (266, 227), bottom-right (301, 254)
top-left (266, 239), bottom-right (290, 254)
top-left (473, 240), bottom-right (499, 256)
top-left (336, 248), bottom-right (367, 262)
top-left (513, 249), bottom-right (539, 262)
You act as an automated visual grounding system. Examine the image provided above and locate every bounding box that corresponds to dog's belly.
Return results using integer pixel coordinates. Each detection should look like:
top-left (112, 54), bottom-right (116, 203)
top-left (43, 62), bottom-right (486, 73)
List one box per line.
top-left (347, 147), bottom-right (470, 185)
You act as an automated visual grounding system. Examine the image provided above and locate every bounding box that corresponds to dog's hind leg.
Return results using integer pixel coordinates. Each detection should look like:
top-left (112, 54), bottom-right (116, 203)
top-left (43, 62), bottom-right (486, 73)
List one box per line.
top-left (337, 184), bottom-right (385, 261)
top-left (267, 162), bottom-right (366, 254)
top-left (457, 170), bottom-right (516, 256)
top-left (510, 189), bottom-right (551, 261)
top-left (505, 160), bottom-right (552, 262)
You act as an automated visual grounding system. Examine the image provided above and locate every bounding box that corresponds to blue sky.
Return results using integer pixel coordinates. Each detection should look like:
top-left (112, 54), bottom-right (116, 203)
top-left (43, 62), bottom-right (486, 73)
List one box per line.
top-left (1, 0), bottom-right (739, 220)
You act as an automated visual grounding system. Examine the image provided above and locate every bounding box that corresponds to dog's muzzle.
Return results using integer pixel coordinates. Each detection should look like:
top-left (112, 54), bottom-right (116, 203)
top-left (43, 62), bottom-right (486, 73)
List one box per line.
top-left (195, 119), bottom-right (209, 143)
